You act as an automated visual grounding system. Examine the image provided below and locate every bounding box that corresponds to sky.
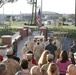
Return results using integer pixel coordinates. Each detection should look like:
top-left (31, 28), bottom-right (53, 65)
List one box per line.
top-left (0, 0), bottom-right (75, 14)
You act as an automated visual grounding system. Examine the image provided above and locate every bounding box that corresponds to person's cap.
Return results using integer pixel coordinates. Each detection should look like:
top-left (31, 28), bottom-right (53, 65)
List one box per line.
top-left (27, 50), bottom-right (33, 54)
top-left (26, 53), bottom-right (33, 59)
top-left (47, 54), bottom-right (54, 59)
top-left (48, 37), bottom-right (52, 41)
top-left (74, 52), bottom-right (76, 58)
top-left (6, 49), bottom-right (13, 55)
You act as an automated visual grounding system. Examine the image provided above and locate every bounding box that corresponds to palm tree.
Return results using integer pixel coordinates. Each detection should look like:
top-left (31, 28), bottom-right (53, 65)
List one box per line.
top-left (26, 0), bottom-right (37, 25)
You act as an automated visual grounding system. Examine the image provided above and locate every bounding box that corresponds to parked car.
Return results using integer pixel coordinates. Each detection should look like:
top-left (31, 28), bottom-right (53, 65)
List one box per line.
top-left (63, 19), bottom-right (74, 25)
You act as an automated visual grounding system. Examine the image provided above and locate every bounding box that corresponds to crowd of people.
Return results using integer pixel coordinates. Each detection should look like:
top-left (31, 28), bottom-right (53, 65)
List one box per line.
top-left (0, 36), bottom-right (76, 75)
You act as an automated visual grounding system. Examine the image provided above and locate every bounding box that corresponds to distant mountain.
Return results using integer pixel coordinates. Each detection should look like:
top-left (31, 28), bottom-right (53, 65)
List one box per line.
top-left (42, 11), bottom-right (59, 15)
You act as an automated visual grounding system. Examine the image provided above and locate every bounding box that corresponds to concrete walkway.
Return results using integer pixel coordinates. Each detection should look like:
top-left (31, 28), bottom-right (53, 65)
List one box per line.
top-left (17, 30), bottom-right (72, 59)
top-left (3, 30), bottom-right (72, 60)
top-left (17, 31), bottom-right (40, 59)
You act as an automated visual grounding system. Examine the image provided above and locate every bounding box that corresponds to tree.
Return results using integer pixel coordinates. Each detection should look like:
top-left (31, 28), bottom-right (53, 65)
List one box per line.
top-left (62, 17), bottom-right (66, 24)
top-left (26, 0), bottom-right (37, 25)
top-left (5, 15), bottom-right (11, 21)
top-left (0, 0), bottom-right (18, 30)
top-left (12, 16), bottom-right (16, 22)
top-left (68, 14), bottom-right (75, 26)
top-left (0, 0), bottom-right (18, 8)
top-left (68, 14), bottom-right (75, 20)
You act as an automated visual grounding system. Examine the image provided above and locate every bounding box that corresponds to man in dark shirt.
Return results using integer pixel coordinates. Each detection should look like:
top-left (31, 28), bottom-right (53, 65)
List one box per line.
top-left (70, 40), bottom-right (76, 64)
top-left (45, 38), bottom-right (57, 56)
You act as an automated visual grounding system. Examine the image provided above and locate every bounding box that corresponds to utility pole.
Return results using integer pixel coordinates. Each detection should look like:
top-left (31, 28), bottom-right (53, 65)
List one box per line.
top-left (34, 0), bottom-right (37, 25)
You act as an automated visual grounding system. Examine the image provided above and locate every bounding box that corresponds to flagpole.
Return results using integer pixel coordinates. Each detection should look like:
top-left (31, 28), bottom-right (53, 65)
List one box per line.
top-left (40, 0), bottom-right (42, 35)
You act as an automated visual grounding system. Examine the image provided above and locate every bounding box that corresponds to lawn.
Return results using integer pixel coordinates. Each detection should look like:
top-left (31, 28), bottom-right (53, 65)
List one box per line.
top-left (0, 21), bottom-right (76, 30)
top-left (0, 21), bottom-right (76, 44)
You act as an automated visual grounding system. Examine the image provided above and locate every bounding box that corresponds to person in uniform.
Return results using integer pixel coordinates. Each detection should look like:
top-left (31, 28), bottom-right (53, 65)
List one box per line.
top-left (2, 49), bottom-right (21, 75)
top-left (12, 39), bottom-right (18, 56)
top-left (39, 38), bottom-right (45, 55)
top-left (27, 50), bottom-right (37, 65)
top-left (33, 42), bottom-right (42, 62)
top-left (53, 37), bottom-right (62, 60)
top-left (22, 43), bottom-right (29, 59)
top-left (25, 37), bottom-right (33, 52)
top-left (43, 38), bottom-right (48, 47)
top-left (41, 54), bottom-right (54, 75)
top-left (26, 53), bottom-right (35, 70)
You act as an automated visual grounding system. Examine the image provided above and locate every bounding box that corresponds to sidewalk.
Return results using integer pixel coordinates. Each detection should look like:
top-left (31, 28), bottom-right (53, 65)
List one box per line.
top-left (17, 31), bottom-right (40, 59)
top-left (4, 31), bottom-right (72, 59)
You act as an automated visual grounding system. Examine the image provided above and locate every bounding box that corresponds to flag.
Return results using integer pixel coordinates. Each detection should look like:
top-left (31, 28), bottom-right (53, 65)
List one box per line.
top-left (36, 8), bottom-right (41, 29)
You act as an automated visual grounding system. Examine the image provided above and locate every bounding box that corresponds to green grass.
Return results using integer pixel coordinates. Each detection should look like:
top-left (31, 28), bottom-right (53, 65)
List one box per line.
top-left (0, 21), bottom-right (76, 44)
top-left (0, 21), bottom-right (76, 30)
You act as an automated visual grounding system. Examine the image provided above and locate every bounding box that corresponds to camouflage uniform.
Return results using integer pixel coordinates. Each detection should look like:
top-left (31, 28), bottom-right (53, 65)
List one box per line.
top-left (40, 42), bottom-right (45, 54)
top-left (22, 46), bottom-right (29, 54)
top-left (2, 58), bottom-right (21, 75)
top-left (22, 46), bottom-right (29, 59)
top-left (34, 44), bottom-right (42, 62)
top-left (26, 41), bottom-right (33, 51)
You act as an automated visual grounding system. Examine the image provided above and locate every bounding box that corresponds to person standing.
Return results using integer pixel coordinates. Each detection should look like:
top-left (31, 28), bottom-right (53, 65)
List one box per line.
top-left (39, 38), bottom-right (45, 55)
top-left (26, 53), bottom-right (35, 70)
top-left (45, 38), bottom-right (57, 57)
top-left (0, 63), bottom-right (7, 75)
top-left (25, 37), bottom-right (33, 52)
top-left (66, 64), bottom-right (76, 75)
top-left (15, 59), bottom-right (30, 75)
top-left (0, 55), bottom-right (3, 62)
top-left (56, 51), bottom-right (71, 75)
top-left (69, 40), bottom-right (76, 64)
top-left (2, 49), bottom-right (21, 75)
top-left (22, 43), bottom-right (29, 59)
top-left (33, 42), bottom-right (42, 62)
top-left (12, 39), bottom-right (18, 56)
top-left (41, 54), bottom-right (54, 75)
top-left (30, 66), bottom-right (42, 75)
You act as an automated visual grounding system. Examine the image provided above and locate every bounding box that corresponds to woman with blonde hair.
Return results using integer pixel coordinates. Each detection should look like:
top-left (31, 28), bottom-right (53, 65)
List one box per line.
top-left (47, 63), bottom-right (59, 75)
top-left (38, 50), bottom-right (50, 67)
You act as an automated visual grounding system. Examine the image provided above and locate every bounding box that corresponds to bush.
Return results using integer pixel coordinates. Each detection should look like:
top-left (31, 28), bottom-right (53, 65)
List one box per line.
top-left (49, 27), bottom-right (76, 39)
